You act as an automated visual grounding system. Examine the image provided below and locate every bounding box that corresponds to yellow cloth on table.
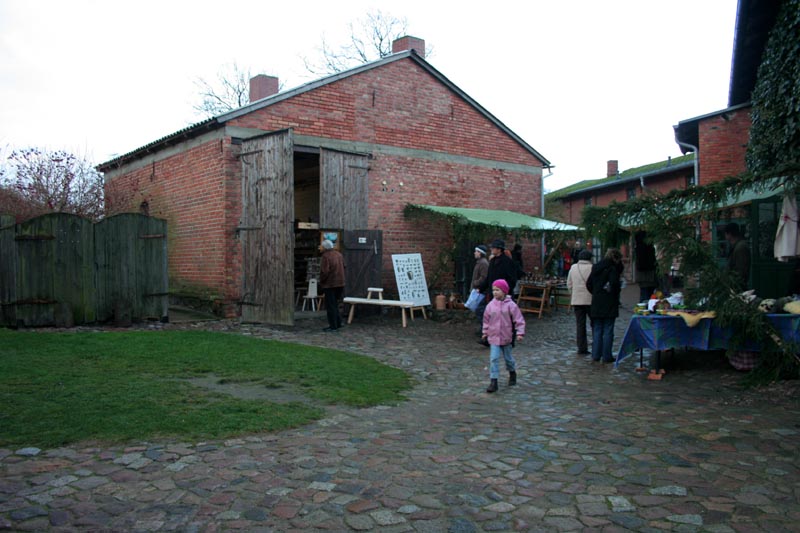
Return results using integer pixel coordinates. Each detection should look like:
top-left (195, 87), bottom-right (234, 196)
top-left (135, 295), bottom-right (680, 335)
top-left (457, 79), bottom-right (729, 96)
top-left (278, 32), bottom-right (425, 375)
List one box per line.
top-left (783, 300), bottom-right (800, 314)
top-left (664, 310), bottom-right (717, 327)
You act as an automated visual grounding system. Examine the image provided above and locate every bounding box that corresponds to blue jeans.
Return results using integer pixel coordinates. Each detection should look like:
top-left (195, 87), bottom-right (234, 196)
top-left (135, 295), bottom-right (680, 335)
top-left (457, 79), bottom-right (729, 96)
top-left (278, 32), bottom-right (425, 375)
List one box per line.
top-left (489, 344), bottom-right (516, 379)
top-left (591, 317), bottom-right (616, 362)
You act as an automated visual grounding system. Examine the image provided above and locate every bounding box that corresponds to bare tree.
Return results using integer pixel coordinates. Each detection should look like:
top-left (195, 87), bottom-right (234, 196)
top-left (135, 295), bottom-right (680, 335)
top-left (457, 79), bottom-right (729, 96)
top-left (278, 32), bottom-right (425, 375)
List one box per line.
top-left (0, 148), bottom-right (104, 222)
top-left (303, 10), bottom-right (410, 76)
top-left (192, 62), bottom-right (254, 118)
top-left (191, 11), bottom-right (415, 118)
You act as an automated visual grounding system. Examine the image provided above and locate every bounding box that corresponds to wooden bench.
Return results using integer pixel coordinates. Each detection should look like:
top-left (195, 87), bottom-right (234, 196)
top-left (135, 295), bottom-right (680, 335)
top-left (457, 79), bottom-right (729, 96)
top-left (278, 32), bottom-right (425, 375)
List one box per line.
top-left (343, 288), bottom-right (425, 327)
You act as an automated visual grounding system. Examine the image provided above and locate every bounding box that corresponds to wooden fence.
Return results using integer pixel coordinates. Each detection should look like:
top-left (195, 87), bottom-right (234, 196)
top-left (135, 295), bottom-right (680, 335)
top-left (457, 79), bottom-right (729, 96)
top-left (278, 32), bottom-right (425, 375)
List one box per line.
top-left (0, 213), bottom-right (168, 327)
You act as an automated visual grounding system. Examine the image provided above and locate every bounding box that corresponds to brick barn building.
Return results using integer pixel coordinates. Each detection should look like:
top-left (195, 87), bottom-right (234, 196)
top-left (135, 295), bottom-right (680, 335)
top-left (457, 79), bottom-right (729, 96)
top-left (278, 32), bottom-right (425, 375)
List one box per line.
top-left (98, 37), bottom-right (552, 324)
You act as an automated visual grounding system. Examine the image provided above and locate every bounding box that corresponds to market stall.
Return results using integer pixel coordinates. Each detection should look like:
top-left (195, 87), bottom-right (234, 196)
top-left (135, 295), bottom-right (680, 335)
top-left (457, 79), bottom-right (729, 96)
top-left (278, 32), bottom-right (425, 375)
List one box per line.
top-left (616, 312), bottom-right (800, 378)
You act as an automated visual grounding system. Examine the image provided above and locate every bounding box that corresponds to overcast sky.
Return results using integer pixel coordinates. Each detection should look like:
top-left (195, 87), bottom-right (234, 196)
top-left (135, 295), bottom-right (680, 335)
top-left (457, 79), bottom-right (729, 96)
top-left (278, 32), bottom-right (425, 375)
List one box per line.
top-left (0, 0), bottom-right (737, 192)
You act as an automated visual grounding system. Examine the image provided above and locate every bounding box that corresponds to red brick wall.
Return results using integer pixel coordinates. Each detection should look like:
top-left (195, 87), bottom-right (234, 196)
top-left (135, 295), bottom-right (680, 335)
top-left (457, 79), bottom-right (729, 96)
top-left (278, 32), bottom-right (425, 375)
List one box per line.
top-left (364, 153), bottom-right (541, 293)
top-left (561, 167), bottom-right (694, 226)
top-left (105, 137), bottom-right (243, 315)
top-left (697, 107), bottom-right (751, 186)
top-left (229, 59), bottom-right (541, 167)
top-left (105, 56), bottom-right (545, 312)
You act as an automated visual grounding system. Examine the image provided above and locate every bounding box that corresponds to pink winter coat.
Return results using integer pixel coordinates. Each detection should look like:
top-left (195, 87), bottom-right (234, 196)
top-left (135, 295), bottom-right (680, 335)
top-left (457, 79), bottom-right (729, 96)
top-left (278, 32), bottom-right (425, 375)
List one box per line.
top-left (482, 296), bottom-right (526, 346)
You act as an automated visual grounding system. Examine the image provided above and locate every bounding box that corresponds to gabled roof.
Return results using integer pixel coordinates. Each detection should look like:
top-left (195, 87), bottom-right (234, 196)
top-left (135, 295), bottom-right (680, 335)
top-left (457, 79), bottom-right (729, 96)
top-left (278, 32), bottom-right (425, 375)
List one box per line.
top-left (545, 154), bottom-right (695, 200)
top-left (728, 0), bottom-right (782, 107)
top-left (98, 50), bottom-right (550, 172)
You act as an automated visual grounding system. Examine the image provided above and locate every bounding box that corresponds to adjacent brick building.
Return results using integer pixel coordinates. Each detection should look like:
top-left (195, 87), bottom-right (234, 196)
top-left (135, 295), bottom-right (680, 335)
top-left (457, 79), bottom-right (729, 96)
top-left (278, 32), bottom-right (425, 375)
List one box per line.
top-left (546, 0), bottom-right (792, 296)
top-left (546, 155), bottom-right (696, 227)
top-left (98, 37), bottom-right (551, 322)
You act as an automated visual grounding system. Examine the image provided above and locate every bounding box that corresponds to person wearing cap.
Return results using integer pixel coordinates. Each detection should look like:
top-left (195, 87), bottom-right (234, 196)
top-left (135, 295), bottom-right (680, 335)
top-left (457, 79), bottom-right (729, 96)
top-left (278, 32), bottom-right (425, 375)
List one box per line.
top-left (477, 239), bottom-right (519, 346)
top-left (471, 244), bottom-right (490, 333)
top-left (319, 239), bottom-right (345, 332)
top-left (479, 239), bottom-right (518, 298)
top-left (481, 278), bottom-right (526, 393)
top-left (566, 249), bottom-right (594, 355)
top-left (725, 222), bottom-right (750, 289)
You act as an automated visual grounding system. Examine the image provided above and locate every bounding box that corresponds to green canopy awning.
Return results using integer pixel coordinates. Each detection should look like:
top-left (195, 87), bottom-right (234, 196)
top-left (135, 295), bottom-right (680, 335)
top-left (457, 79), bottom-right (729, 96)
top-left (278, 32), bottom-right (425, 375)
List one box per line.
top-left (410, 205), bottom-right (580, 231)
top-left (620, 178), bottom-right (785, 228)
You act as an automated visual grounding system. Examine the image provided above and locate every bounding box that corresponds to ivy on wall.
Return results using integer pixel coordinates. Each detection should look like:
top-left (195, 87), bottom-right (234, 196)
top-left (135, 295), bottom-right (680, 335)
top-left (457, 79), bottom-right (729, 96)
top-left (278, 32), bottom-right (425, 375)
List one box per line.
top-left (746, 0), bottom-right (800, 175)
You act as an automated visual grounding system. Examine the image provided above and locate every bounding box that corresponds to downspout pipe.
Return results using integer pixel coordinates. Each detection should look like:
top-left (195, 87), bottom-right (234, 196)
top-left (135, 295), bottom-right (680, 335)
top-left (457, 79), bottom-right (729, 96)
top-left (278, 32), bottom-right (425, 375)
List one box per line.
top-left (675, 138), bottom-right (699, 186)
top-left (674, 137), bottom-right (700, 242)
top-left (541, 168), bottom-right (553, 217)
top-left (541, 167), bottom-right (554, 270)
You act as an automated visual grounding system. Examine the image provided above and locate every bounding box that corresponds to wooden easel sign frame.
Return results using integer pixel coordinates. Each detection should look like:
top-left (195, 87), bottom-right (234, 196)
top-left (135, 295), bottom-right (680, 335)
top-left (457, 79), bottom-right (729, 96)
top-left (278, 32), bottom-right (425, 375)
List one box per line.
top-left (391, 253), bottom-right (431, 308)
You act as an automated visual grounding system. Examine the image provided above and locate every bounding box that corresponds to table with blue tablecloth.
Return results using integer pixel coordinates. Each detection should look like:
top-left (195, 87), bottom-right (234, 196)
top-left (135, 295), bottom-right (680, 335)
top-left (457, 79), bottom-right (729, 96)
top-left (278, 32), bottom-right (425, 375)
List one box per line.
top-left (615, 314), bottom-right (800, 370)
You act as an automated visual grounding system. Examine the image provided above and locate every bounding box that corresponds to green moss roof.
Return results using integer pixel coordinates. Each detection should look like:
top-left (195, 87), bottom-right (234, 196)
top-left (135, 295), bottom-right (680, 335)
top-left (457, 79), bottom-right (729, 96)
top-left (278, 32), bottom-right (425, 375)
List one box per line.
top-left (546, 154), bottom-right (695, 200)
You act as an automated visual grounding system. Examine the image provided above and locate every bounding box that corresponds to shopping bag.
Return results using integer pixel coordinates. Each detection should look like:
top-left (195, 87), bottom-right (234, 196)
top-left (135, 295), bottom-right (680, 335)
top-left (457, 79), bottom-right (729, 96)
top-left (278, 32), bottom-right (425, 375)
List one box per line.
top-left (465, 289), bottom-right (482, 312)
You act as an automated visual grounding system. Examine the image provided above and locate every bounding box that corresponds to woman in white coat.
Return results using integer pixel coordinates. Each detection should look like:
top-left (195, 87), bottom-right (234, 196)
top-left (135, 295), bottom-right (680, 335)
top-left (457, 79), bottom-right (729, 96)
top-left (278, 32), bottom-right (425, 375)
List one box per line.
top-left (566, 249), bottom-right (594, 355)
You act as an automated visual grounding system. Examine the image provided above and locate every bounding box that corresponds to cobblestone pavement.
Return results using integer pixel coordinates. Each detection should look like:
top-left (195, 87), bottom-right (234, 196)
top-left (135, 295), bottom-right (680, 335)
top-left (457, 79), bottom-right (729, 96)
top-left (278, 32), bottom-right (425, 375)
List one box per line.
top-left (2, 293), bottom-right (800, 532)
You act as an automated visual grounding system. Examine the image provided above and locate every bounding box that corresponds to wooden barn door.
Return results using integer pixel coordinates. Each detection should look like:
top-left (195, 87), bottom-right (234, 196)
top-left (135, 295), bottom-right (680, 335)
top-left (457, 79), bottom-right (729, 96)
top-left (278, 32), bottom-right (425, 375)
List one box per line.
top-left (240, 130), bottom-right (295, 325)
top-left (343, 230), bottom-right (382, 302)
top-left (320, 148), bottom-right (369, 230)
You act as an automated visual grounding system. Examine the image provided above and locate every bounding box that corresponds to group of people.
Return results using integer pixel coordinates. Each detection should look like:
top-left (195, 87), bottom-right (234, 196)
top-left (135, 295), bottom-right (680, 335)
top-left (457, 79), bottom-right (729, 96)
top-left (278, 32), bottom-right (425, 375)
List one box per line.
top-left (469, 239), bottom-right (526, 393)
top-left (567, 248), bottom-right (625, 364)
top-left (470, 238), bottom-right (625, 394)
top-left (470, 223), bottom-right (753, 393)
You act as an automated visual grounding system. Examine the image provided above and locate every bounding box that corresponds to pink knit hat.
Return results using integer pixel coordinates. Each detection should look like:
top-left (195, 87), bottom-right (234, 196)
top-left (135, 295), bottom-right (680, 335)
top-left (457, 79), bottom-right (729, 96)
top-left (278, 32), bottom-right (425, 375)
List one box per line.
top-left (492, 279), bottom-right (510, 294)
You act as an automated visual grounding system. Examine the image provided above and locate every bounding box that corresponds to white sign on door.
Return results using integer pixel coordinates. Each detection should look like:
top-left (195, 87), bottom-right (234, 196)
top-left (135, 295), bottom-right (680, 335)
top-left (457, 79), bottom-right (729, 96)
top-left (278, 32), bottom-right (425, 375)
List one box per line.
top-left (391, 253), bottom-right (431, 307)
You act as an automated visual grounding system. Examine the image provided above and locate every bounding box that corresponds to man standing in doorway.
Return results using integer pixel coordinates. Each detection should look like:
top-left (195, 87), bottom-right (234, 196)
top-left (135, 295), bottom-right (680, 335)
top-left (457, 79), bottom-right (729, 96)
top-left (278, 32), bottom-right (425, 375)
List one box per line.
top-left (319, 239), bottom-right (345, 332)
top-left (725, 222), bottom-right (750, 290)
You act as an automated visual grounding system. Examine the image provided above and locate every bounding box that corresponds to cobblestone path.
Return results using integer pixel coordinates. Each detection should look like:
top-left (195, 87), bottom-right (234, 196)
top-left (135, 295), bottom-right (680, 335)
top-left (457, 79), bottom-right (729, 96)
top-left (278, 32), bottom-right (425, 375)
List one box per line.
top-left (2, 302), bottom-right (799, 532)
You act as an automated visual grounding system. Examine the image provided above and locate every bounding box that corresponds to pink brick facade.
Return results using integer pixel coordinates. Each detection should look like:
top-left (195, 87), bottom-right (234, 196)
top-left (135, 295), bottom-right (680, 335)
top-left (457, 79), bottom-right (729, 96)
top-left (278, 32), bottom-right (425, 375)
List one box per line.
top-left (696, 107), bottom-right (751, 186)
top-left (104, 138), bottom-right (243, 314)
top-left (553, 162), bottom-right (695, 227)
top-left (101, 50), bottom-right (547, 316)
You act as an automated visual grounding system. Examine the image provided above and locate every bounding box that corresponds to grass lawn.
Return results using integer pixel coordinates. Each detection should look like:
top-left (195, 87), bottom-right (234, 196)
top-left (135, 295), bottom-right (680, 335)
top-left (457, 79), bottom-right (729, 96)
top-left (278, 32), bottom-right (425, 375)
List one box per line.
top-left (0, 329), bottom-right (412, 448)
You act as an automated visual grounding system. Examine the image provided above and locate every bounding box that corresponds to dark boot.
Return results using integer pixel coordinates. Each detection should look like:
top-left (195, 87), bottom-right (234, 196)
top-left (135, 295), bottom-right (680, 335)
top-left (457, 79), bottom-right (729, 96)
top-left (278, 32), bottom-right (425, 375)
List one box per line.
top-left (508, 371), bottom-right (517, 386)
top-left (486, 379), bottom-right (498, 393)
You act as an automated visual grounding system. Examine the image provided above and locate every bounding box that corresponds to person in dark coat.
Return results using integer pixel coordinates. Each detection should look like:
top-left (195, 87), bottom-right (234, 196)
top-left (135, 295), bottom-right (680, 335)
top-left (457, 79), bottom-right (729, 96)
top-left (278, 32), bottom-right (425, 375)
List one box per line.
top-left (725, 222), bottom-right (750, 289)
top-left (634, 231), bottom-right (657, 302)
top-left (319, 239), bottom-right (345, 332)
top-left (477, 239), bottom-right (519, 346)
top-left (480, 239), bottom-right (518, 295)
top-left (586, 248), bottom-right (623, 363)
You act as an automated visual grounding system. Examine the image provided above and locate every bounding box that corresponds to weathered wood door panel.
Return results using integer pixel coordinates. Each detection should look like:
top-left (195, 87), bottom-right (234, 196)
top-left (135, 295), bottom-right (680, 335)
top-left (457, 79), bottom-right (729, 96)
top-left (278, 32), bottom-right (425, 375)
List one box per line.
top-left (95, 214), bottom-right (168, 323)
top-left (320, 148), bottom-right (369, 230)
top-left (240, 130), bottom-right (295, 325)
top-left (342, 230), bottom-right (382, 315)
top-left (14, 213), bottom-right (94, 326)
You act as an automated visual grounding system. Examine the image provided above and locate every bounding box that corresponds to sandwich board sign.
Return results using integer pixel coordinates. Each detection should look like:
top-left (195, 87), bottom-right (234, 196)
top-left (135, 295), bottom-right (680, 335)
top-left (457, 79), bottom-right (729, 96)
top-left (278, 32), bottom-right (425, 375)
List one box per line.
top-left (391, 253), bottom-right (431, 307)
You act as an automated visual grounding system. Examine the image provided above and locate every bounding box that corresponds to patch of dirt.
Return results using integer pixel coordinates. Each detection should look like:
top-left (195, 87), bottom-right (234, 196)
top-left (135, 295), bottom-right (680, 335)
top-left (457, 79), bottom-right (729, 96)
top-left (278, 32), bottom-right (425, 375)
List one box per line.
top-left (184, 374), bottom-right (321, 405)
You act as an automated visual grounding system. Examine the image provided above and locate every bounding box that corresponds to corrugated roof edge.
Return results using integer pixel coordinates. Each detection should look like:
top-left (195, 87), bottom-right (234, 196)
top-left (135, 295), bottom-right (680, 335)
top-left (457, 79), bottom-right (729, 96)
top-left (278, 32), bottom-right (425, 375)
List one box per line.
top-left (545, 154), bottom-right (695, 200)
top-left (98, 50), bottom-right (550, 172)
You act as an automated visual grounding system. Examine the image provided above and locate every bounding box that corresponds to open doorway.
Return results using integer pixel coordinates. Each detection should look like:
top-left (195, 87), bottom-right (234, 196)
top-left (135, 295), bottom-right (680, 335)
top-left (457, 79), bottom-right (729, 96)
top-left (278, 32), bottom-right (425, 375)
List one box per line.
top-left (293, 149), bottom-right (321, 308)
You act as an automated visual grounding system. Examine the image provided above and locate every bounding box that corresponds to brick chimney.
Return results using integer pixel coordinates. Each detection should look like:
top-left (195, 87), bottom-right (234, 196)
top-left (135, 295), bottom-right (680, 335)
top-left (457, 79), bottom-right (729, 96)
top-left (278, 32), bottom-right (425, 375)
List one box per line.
top-left (249, 75), bottom-right (279, 103)
top-left (607, 160), bottom-right (619, 178)
top-left (392, 36), bottom-right (425, 58)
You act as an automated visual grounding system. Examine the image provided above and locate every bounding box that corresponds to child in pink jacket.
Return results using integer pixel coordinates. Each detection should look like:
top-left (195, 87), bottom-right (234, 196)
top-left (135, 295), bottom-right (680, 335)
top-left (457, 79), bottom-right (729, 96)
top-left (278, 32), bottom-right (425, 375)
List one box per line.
top-left (481, 279), bottom-right (526, 393)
